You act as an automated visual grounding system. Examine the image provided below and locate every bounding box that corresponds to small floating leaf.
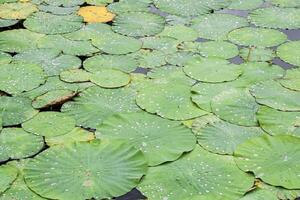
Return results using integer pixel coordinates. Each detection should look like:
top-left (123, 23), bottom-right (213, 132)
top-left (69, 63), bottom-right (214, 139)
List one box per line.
top-left (0, 61), bottom-right (46, 95)
top-left (22, 111), bottom-right (76, 138)
top-left (24, 12), bottom-right (83, 34)
top-left (78, 6), bottom-right (115, 23)
top-left (112, 12), bottom-right (165, 37)
top-left (0, 2), bottom-right (37, 19)
top-left (0, 128), bottom-right (44, 162)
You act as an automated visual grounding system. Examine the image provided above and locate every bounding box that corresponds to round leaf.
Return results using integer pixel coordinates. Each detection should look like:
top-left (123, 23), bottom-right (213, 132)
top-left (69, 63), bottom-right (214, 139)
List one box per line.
top-left (22, 112), bottom-right (76, 138)
top-left (96, 112), bottom-right (196, 166)
top-left (234, 135), bottom-right (300, 189)
top-left (24, 140), bottom-right (147, 200)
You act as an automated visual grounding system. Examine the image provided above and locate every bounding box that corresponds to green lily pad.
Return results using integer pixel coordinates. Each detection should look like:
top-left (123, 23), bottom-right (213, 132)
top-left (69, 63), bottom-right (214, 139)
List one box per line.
top-left (131, 50), bottom-right (167, 68)
top-left (240, 47), bottom-right (275, 62)
top-left (0, 52), bottom-right (12, 64)
top-left (240, 188), bottom-right (278, 200)
top-left (0, 128), bottom-right (44, 162)
top-left (112, 12), bottom-right (165, 37)
top-left (0, 2), bottom-right (37, 19)
top-left (24, 140), bottom-right (147, 200)
top-left (37, 35), bottom-right (99, 56)
top-left (141, 36), bottom-right (180, 54)
top-left (20, 76), bottom-right (92, 100)
top-left (191, 13), bottom-right (248, 40)
top-left (250, 80), bottom-right (300, 111)
top-left (24, 12), bottom-right (83, 34)
top-left (234, 134), bottom-right (300, 189)
top-left (211, 88), bottom-right (259, 126)
top-left (41, 0), bottom-right (84, 7)
top-left (153, 0), bottom-right (231, 16)
top-left (0, 96), bottom-right (38, 126)
top-left (0, 164), bottom-right (18, 194)
top-left (183, 57), bottom-right (243, 83)
top-left (63, 23), bottom-right (112, 41)
top-left (165, 14), bottom-right (192, 26)
top-left (83, 54), bottom-right (138, 73)
top-left (38, 5), bottom-right (79, 15)
top-left (22, 112), bottom-right (76, 138)
top-left (198, 41), bottom-right (239, 59)
top-left (266, 0), bottom-right (300, 7)
top-left (257, 106), bottom-right (300, 137)
top-left (193, 120), bottom-right (264, 155)
top-left (257, 181), bottom-right (300, 200)
top-left (90, 69), bottom-right (131, 88)
top-left (85, 0), bottom-right (113, 5)
top-left (158, 25), bottom-right (198, 42)
top-left (138, 146), bottom-right (254, 200)
top-left (227, 27), bottom-right (287, 47)
top-left (191, 81), bottom-right (241, 112)
top-left (147, 65), bottom-right (195, 84)
top-left (61, 86), bottom-right (141, 128)
top-left (237, 62), bottom-right (285, 86)
top-left (60, 69), bottom-right (91, 83)
top-left (0, 29), bottom-right (44, 53)
top-left (45, 127), bottom-right (95, 146)
top-left (277, 41), bottom-right (300, 66)
top-left (13, 48), bottom-right (82, 76)
top-left (0, 18), bottom-right (18, 28)
top-left (96, 112), bottom-right (196, 166)
top-left (136, 78), bottom-right (208, 120)
top-left (0, 174), bottom-right (46, 200)
top-left (249, 7), bottom-right (300, 29)
top-left (32, 90), bottom-right (77, 109)
top-left (91, 32), bottom-right (142, 55)
top-left (279, 68), bottom-right (300, 91)
top-left (165, 51), bottom-right (198, 66)
top-left (108, 0), bottom-right (149, 14)
top-left (228, 0), bottom-right (263, 10)
top-left (0, 61), bottom-right (46, 95)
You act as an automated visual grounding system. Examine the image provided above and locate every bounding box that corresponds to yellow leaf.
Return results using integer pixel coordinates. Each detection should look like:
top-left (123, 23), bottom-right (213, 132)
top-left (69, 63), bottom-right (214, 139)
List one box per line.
top-left (78, 6), bottom-right (115, 23)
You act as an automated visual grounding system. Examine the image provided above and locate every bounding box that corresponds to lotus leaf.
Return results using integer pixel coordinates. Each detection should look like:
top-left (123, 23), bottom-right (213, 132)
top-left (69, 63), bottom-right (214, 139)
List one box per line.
top-left (183, 57), bottom-right (243, 83)
top-left (0, 128), bottom-right (44, 162)
top-left (78, 6), bottom-right (115, 23)
top-left (90, 69), bottom-right (131, 88)
top-left (24, 12), bottom-right (83, 34)
top-left (257, 106), bottom-right (300, 137)
top-left (61, 86), bottom-right (141, 128)
top-left (211, 88), bottom-right (259, 126)
top-left (234, 134), bottom-right (300, 189)
top-left (96, 112), bottom-right (196, 166)
top-left (83, 54), bottom-right (138, 73)
top-left (136, 78), bottom-right (208, 120)
top-left (227, 27), bottom-right (287, 47)
top-left (138, 146), bottom-right (254, 200)
top-left (0, 61), bottom-right (46, 95)
top-left (250, 80), bottom-right (300, 111)
top-left (0, 2), bottom-right (37, 19)
top-left (277, 41), bottom-right (300, 66)
top-left (0, 29), bottom-right (44, 53)
top-left (112, 12), bottom-right (165, 37)
top-left (24, 140), bottom-right (147, 200)
top-left (22, 112), bottom-right (76, 138)
top-left (249, 7), bottom-right (300, 29)
top-left (191, 14), bottom-right (248, 40)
